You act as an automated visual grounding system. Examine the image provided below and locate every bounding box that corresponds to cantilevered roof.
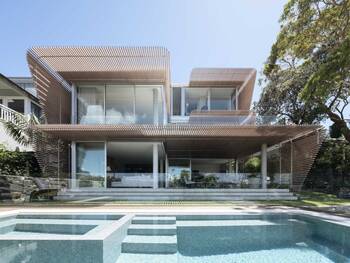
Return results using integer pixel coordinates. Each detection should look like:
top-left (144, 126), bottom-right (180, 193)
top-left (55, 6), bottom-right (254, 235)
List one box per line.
top-left (189, 68), bottom-right (256, 110)
top-left (36, 124), bottom-right (320, 158)
top-left (28, 46), bottom-right (170, 84)
top-left (27, 46), bottom-right (171, 123)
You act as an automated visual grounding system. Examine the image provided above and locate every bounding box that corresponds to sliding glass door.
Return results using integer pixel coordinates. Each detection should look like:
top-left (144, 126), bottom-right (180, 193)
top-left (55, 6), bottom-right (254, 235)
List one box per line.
top-left (76, 142), bottom-right (105, 188)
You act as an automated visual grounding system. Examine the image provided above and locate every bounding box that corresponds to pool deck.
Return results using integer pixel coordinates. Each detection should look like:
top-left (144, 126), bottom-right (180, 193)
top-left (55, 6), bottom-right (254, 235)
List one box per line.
top-left (0, 205), bottom-right (350, 228)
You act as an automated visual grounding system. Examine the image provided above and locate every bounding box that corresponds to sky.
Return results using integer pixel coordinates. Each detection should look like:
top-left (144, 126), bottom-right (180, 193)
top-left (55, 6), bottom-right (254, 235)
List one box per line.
top-left (0, 0), bottom-right (287, 103)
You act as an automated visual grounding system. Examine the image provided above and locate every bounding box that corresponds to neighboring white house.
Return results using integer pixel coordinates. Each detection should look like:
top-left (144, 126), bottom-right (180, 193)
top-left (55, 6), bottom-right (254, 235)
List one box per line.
top-left (0, 73), bottom-right (41, 151)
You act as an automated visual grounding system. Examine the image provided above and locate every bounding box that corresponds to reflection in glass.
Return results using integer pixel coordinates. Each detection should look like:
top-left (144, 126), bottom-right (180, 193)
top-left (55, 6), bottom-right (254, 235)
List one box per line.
top-left (106, 85), bottom-right (134, 124)
top-left (135, 86), bottom-right (163, 124)
top-left (77, 86), bottom-right (105, 124)
top-left (185, 88), bottom-right (209, 116)
top-left (172, 87), bottom-right (181, 116)
top-left (168, 159), bottom-right (191, 188)
top-left (210, 88), bottom-right (236, 110)
top-left (76, 142), bottom-right (105, 188)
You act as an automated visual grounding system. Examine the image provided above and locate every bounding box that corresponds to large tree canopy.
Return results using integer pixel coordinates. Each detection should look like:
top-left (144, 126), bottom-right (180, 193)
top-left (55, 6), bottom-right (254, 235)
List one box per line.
top-left (256, 0), bottom-right (350, 141)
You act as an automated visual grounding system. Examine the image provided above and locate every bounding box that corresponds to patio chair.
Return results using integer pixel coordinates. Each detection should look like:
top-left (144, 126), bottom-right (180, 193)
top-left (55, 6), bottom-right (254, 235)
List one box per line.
top-left (29, 178), bottom-right (59, 201)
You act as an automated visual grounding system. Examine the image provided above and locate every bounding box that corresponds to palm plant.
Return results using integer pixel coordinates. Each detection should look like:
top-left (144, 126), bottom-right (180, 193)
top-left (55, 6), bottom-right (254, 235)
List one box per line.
top-left (0, 112), bottom-right (40, 146)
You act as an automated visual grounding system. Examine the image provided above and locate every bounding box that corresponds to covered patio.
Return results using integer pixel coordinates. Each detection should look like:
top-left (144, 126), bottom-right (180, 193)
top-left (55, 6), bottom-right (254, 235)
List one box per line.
top-left (36, 124), bottom-right (323, 192)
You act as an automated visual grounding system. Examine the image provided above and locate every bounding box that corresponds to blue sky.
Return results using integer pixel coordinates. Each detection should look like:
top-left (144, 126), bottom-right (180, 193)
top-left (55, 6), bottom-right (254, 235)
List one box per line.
top-left (0, 0), bottom-right (286, 103)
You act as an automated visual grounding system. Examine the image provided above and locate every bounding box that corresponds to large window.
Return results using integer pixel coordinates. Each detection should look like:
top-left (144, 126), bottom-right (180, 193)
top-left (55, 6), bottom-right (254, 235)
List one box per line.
top-left (185, 88), bottom-right (209, 116)
top-left (76, 142), bottom-right (105, 188)
top-left (135, 86), bottom-right (162, 124)
top-left (106, 142), bottom-right (154, 188)
top-left (210, 88), bottom-right (236, 110)
top-left (173, 87), bottom-right (237, 116)
top-left (77, 86), bottom-right (105, 124)
top-left (106, 85), bottom-right (134, 124)
top-left (77, 85), bottom-right (163, 124)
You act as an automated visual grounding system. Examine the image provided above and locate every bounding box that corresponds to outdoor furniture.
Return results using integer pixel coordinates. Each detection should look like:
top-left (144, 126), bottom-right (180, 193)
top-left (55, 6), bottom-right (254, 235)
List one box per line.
top-left (29, 178), bottom-right (59, 201)
top-left (337, 188), bottom-right (350, 199)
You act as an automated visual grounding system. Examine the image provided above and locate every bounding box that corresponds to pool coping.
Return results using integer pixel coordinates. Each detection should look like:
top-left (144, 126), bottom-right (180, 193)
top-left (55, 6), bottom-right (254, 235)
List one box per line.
top-left (0, 207), bottom-right (349, 227)
top-left (0, 211), bottom-right (134, 241)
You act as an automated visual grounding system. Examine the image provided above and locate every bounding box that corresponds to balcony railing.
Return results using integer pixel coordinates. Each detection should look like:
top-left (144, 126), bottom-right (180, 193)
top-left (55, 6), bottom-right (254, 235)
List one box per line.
top-left (0, 104), bottom-right (21, 125)
top-left (171, 112), bottom-right (279, 125)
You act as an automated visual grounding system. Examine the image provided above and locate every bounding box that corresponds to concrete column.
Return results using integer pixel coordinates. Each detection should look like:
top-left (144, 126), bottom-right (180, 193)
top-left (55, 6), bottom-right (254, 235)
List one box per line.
top-left (153, 88), bottom-right (159, 125)
top-left (153, 143), bottom-right (159, 189)
top-left (165, 155), bottom-right (169, 188)
top-left (71, 83), bottom-right (77, 124)
top-left (261, 143), bottom-right (267, 189)
top-left (71, 141), bottom-right (76, 189)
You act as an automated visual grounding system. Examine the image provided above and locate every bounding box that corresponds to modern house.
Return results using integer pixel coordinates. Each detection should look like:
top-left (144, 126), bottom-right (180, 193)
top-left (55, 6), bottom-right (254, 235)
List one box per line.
top-left (26, 46), bottom-right (323, 200)
top-left (0, 74), bottom-right (41, 151)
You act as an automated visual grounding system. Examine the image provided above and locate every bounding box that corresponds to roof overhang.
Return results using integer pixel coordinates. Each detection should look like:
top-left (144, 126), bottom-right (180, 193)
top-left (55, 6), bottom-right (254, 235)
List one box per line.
top-left (0, 73), bottom-right (39, 102)
top-left (36, 124), bottom-right (321, 158)
top-left (27, 46), bottom-right (172, 122)
top-left (189, 68), bottom-right (256, 110)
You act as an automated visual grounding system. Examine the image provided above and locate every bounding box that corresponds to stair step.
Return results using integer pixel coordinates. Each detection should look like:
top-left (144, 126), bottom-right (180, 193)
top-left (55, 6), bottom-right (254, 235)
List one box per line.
top-left (117, 253), bottom-right (177, 263)
top-left (132, 216), bottom-right (176, 225)
top-left (122, 235), bottom-right (177, 254)
top-left (128, 224), bottom-right (176, 235)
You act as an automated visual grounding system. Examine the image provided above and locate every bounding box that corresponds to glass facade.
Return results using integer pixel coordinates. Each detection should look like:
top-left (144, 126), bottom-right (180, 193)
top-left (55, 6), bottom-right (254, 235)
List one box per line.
top-left (172, 87), bottom-right (182, 116)
top-left (106, 85), bottom-right (134, 124)
top-left (173, 87), bottom-right (237, 116)
top-left (77, 85), bottom-right (163, 124)
top-left (76, 142), bottom-right (105, 188)
top-left (77, 85), bottom-right (105, 124)
top-left (210, 88), bottom-right (236, 110)
top-left (185, 88), bottom-right (209, 116)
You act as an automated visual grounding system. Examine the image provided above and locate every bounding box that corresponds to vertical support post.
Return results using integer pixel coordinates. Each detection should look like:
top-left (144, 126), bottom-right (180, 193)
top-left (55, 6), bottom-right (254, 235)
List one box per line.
top-left (181, 88), bottom-right (185, 116)
top-left (290, 141), bottom-right (293, 189)
top-left (261, 143), bottom-right (267, 189)
top-left (153, 143), bottom-right (159, 189)
top-left (165, 155), bottom-right (169, 188)
top-left (71, 141), bottom-right (76, 189)
top-left (71, 83), bottom-right (77, 124)
top-left (153, 88), bottom-right (159, 125)
top-left (24, 98), bottom-right (31, 115)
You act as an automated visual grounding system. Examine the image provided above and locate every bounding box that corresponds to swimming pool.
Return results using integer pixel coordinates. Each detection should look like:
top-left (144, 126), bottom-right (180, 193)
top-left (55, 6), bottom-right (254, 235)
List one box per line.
top-left (0, 212), bottom-right (349, 262)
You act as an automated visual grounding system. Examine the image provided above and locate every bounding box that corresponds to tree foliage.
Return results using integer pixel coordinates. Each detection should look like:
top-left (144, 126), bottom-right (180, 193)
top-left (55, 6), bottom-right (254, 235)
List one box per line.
top-left (0, 144), bottom-right (42, 176)
top-left (257, 0), bottom-right (350, 141)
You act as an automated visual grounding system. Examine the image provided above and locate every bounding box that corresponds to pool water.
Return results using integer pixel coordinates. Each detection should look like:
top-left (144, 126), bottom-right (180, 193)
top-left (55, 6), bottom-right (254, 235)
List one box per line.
top-left (0, 213), bottom-right (349, 263)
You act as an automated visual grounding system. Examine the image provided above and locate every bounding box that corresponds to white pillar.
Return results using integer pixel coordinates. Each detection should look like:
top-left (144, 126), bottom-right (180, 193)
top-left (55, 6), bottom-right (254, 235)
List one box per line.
top-left (165, 155), bottom-right (169, 188)
top-left (153, 88), bottom-right (159, 125)
top-left (71, 83), bottom-right (77, 124)
top-left (261, 143), bottom-right (267, 189)
top-left (153, 143), bottom-right (159, 189)
top-left (71, 141), bottom-right (76, 189)
top-left (24, 98), bottom-right (31, 115)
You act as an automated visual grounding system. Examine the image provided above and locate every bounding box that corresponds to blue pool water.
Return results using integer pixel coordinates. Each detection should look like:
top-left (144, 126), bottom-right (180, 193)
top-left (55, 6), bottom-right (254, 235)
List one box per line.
top-left (0, 213), bottom-right (349, 263)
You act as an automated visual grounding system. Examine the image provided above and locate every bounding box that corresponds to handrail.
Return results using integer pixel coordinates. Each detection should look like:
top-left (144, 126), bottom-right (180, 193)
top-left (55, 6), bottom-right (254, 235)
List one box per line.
top-left (0, 103), bottom-right (23, 125)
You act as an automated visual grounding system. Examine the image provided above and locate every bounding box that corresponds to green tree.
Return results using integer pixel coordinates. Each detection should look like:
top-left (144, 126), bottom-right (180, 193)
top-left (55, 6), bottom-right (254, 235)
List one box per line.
top-left (0, 113), bottom-right (40, 146)
top-left (258, 0), bottom-right (350, 141)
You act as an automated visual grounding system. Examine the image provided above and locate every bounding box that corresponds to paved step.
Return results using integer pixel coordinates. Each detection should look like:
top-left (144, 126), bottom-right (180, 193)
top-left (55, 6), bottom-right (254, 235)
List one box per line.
top-left (132, 216), bottom-right (176, 225)
top-left (122, 235), bottom-right (177, 254)
top-left (56, 195), bottom-right (297, 201)
top-left (128, 224), bottom-right (176, 235)
top-left (117, 253), bottom-right (177, 263)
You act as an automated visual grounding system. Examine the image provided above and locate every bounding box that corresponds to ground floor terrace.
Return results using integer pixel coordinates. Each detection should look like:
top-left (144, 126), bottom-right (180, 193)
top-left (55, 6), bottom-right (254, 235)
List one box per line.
top-left (34, 124), bottom-right (323, 195)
